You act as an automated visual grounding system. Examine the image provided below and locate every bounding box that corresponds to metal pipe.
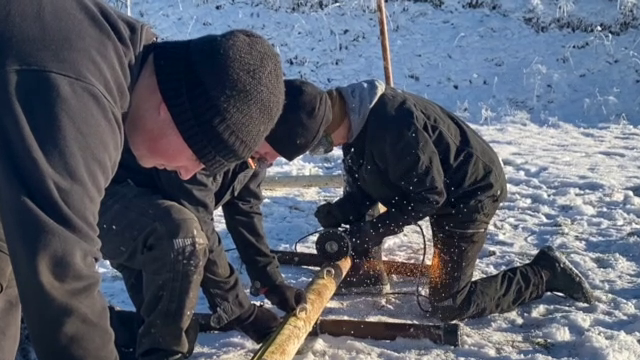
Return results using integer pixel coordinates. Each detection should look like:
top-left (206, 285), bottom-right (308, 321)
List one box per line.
top-left (262, 174), bottom-right (343, 189)
top-left (273, 250), bottom-right (431, 278)
top-left (313, 318), bottom-right (460, 346)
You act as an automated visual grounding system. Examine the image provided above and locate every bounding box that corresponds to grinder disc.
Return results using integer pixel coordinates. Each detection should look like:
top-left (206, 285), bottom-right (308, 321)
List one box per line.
top-left (315, 229), bottom-right (351, 262)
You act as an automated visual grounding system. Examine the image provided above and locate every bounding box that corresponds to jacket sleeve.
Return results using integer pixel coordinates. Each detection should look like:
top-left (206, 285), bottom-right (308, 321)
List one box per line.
top-left (152, 169), bottom-right (219, 245)
top-left (221, 168), bottom-right (284, 288)
top-left (0, 70), bottom-right (123, 357)
top-left (331, 157), bottom-right (378, 225)
top-left (370, 119), bottom-right (446, 235)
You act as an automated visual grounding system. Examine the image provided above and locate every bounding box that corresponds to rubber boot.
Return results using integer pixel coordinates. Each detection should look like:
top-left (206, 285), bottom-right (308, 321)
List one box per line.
top-left (531, 245), bottom-right (595, 304)
top-left (336, 246), bottom-right (390, 295)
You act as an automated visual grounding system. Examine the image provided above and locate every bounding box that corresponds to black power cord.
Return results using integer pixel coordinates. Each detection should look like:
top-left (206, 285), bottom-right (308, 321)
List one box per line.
top-left (224, 228), bottom-right (333, 254)
top-left (414, 223), bottom-right (432, 314)
top-left (225, 224), bottom-right (434, 314)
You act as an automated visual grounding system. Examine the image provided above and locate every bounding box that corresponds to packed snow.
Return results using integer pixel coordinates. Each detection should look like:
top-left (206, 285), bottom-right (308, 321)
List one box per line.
top-left (97, 0), bottom-right (640, 359)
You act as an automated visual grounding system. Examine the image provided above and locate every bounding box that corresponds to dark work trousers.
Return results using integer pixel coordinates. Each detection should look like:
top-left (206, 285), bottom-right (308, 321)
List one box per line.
top-left (427, 193), bottom-right (547, 322)
top-left (98, 182), bottom-right (209, 358)
top-left (98, 181), bottom-right (253, 358)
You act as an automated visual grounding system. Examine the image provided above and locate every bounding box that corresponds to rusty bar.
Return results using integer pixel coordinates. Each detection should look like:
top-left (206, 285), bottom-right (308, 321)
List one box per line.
top-left (273, 250), bottom-right (431, 278)
top-left (251, 256), bottom-right (353, 360)
top-left (119, 309), bottom-right (458, 347)
top-left (313, 318), bottom-right (460, 346)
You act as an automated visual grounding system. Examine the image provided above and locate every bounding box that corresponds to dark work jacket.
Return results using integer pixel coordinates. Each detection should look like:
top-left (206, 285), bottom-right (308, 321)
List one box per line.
top-left (0, 1), bottom-right (155, 261)
top-left (334, 87), bottom-right (508, 235)
top-left (111, 145), bottom-right (284, 288)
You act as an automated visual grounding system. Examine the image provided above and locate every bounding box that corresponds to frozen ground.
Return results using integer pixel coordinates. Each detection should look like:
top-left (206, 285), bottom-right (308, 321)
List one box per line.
top-left (97, 0), bottom-right (640, 359)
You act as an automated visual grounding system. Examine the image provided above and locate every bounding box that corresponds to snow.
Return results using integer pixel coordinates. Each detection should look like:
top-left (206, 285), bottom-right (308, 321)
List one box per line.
top-left (98, 0), bottom-right (640, 359)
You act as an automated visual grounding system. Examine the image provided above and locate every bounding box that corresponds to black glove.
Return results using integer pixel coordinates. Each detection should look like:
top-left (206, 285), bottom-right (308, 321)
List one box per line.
top-left (314, 202), bottom-right (344, 228)
top-left (345, 221), bottom-right (378, 259)
top-left (264, 283), bottom-right (307, 313)
top-left (346, 220), bottom-right (403, 259)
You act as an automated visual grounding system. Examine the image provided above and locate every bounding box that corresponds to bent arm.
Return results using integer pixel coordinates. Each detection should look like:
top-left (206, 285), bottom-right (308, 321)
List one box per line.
top-left (0, 70), bottom-right (122, 360)
top-left (222, 168), bottom-right (284, 288)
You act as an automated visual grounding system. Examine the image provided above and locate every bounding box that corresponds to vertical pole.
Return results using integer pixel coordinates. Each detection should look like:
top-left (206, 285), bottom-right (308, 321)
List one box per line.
top-left (376, 0), bottom-right (393, 87)
top-left (127, 0), bottom-right (132, 16)
top-left (366, 0), bottom-right (393, 219)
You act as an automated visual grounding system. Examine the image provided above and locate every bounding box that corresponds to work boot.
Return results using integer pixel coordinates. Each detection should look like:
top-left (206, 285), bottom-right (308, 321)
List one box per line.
top-left (337, 246), bottom-right (390, 295)
top-left (220, 304), bottom-right (281, 344)
top-left (531, 245), bottom-right (595, 304)
top-left (108, 305), bottom-right (198, 360)
top-left (108, 305), bottom-right (140, 357)
top-left (137, 316), bottom-right (199, 360)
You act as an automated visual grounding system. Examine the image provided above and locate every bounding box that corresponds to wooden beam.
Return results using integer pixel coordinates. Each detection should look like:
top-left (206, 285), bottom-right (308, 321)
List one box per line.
top-left (251, 256), bottom-right (353, 360)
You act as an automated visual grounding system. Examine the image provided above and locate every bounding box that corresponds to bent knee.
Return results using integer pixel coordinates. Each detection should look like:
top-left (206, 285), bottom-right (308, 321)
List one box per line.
top-left (154, 201), bottom-right (206, 240)
top-left (146, 202), bottom-right (208, 258)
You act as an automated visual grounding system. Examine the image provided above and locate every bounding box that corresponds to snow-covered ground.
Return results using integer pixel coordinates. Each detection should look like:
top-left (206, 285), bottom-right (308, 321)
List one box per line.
top-left (98, 0), bottom-right (640, 359)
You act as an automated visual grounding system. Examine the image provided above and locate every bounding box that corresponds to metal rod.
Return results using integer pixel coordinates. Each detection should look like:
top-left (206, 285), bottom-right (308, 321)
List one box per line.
top-left (114, 308), bottom-right (458, 346)
top-left (273, 250), bottom-right (431, 278)
top-left (314, 318), bottom-right (460, 346)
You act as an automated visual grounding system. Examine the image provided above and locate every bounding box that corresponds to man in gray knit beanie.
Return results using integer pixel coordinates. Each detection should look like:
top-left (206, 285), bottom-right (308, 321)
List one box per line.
top-left (0, 1), bottom-right (284, 359)
top-left (149, 29), bottom-right (285, 174)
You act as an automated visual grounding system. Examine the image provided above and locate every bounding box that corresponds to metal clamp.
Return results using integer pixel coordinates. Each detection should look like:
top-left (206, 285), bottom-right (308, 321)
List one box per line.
top-left (295, 304), bottom-right (309, 318)
top-left (322, 267), bottom-right (335, 279)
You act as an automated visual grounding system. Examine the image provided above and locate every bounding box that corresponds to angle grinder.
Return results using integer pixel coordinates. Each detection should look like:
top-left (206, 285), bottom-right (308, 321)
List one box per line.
top-left (314, 228), bottom-right (352, 262)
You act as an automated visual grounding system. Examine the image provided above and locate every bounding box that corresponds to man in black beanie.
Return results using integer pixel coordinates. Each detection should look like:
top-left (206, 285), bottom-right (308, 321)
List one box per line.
top-left (309, 79), bottom-right (594, 322)
top-left (96, 79), bottom-right (331, 359)
top-left (0, 1), bottom-right (285, 360)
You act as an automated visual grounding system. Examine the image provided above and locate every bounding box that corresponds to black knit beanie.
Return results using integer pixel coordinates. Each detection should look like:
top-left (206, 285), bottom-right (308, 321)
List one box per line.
top-left (265, 79), bottom-right (332, 161)
top-left (153, 29), bottom-right (285, 173)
